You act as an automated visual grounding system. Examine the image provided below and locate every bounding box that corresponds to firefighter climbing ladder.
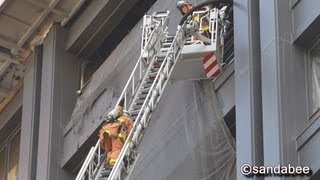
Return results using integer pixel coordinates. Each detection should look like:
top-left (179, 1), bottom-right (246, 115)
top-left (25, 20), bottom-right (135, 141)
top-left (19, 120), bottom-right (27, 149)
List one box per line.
top-left (76, 4), bottom-right (230, 180)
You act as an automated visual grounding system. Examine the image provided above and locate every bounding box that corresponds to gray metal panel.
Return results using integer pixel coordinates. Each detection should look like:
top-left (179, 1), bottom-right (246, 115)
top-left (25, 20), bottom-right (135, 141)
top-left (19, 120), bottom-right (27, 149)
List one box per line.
top-left (0, 107), bottom-right (22, 146)
top-left (37, 23), bottom-right (56, 180)
top-left (260, 0), bottom-right (310, 177)
top-left (63, 0), bottom-right (176, 166)
top-left (260, 38), bottom-right (283, 168)
top-left (297, 116), bottom-right (320, 177)
top-left (37, 24), bottom-right (80, 180)
top-left (66, 0), bottom-right (139, 57)
top-left (171, 58), bottom-right (208, 81)
top-left (297, 117), bottom-right (320, 150)
top-left (292, 0), bottom-right (320, 46)
top-left (0, 87), bottom-right (22, 130)
top-left (298, 127), bottom-right (320, 177)
top-left (63, 0), bottom-right (236, 174)
top-left (130, 80), bottom-right (236, 180)
top-left (19, 47), bottom-right (42, 180)
top-left (234, 0), bottom-right (263, 179)
top-left (216, 73), bottom-right (235, 116)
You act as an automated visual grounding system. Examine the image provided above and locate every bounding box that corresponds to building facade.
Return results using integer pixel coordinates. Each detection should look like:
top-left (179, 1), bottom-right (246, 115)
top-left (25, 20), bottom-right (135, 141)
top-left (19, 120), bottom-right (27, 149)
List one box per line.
top-left (0, 0), bottom-right (319, 179)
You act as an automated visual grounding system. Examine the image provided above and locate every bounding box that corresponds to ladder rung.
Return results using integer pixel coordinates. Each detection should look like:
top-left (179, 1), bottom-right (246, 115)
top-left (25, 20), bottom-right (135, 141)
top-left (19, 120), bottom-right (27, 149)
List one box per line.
top-left (156, 53), bottom-right (166, 58)
top-left (153, 62), bottom-right (163, 67)
top-left (155, 57), bottom-right (164, 62)
top-left (140, 87), bottom-right (150, 93)
top-left (142, 82), bottom-right (153, 88)
top-left (137, 94), bottom-right (148, 99)
top-left (162, 42), bottom-right (172, 46)
top-left (131, 111), bottom-right (143, 117)
top-left (148, 72), bottom-right (157, 77)
top-left (132, 106), bottom-right (142, 112)
top-left (144, 79), bottom-right (154, 84)
top-left (146, 76), bottom-right (158, 83)
top-left (134, 102), bottom-right (143, 106)
top-left (134, 97), bottom-right (145, 103)
top-left (160, 47), bottom-right (170, 52)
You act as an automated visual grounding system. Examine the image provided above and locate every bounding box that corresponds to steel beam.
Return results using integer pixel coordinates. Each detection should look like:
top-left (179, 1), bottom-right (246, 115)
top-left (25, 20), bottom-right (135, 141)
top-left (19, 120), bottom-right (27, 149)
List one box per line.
top-left (0, 13), bottom-right (32, 26)
top-left (66, 0), bottom-right (139, 57)
top-left (0, 84), bottom-right (10, 96)
top-left (0, 51), bottom-right (20, 64)
top-left (0, 60), bottom-right (11, 76)
top-left (0, 34), bottom-right (17, 49)
top-left (12, 0), bottom-right (61, 54)
top-left (24, 0), bottom-right (68, 17)
top-left (18, 47), bottom-right (42, 180)
top-left (234, 0), bottom-right (263, 180)
top-left (36, 24), bottom-right (80, 179)
top-left (61, 0), bottom-right (86, 26)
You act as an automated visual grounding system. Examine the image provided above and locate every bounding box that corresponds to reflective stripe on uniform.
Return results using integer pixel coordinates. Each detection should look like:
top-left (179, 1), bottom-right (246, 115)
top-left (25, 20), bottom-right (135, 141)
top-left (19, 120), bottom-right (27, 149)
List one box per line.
top-left (117, 117), bottom-right (125, 123)
top-left (193, 15), bottom-right (209, 31)
top-left (109, 158), bottom-right (117, 166)
top-left (118, 132), bottom-right (126, 142)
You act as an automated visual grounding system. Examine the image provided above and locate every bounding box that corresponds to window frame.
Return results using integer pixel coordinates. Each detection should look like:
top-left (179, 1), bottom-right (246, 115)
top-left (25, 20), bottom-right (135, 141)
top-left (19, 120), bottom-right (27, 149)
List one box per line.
top-left (0, 126), bottom-right (20, 180)
top-left (307, 39), bottom-right (320, 121)
top-left (0, 145), bottom-right (8, 180)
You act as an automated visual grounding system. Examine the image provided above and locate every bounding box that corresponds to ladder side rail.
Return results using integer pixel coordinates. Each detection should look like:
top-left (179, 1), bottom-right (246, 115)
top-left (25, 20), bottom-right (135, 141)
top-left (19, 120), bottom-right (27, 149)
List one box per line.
top-left (141, 15), bottom-right (150, 52)
top-left (107, 39), bottom-right (166, 179)
top-left (93, 156), bottom-right (107, 180)
top-left (108, 25), bottom-right (186, 180)
top-left (133, 26), bottom-right (185, 143)
top-left (127, 30), bottom-right (167, 111)
top-left (209, 8), bottom-right (219, 45)
top-left (128, 26), bottom-right (164, 108)
top-left (76, 17), bottom-right (162, 180)
top-left (92, 145), bottom-right (105, 178)
top-left (115, 14), bottom-right (169, 109)
top-left (76, 13), bottom-right (169, 180)
top-left (75, 140), bottom-right (100, 180)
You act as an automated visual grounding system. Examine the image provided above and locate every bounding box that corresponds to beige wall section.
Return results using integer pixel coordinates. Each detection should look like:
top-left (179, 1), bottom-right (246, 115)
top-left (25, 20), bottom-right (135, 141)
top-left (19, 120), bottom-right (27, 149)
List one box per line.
top-left (0, 89), bottom-right (22, 131)
top-left (0, 148), bottom-right (5, 179)
top-left (7, 130), bottom-right (21, 180)
top-left (0, 129), bottom-right (21, 180)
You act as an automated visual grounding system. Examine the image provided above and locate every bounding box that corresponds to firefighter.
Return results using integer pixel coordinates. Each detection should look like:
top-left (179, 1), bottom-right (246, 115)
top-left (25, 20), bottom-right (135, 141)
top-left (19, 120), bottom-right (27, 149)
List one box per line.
top-left (177, 1), bottom-right (211, 41)
top-left (99, 105), bottom-right (134, 167)
top-left (177, 1), bottom-right (195, 15)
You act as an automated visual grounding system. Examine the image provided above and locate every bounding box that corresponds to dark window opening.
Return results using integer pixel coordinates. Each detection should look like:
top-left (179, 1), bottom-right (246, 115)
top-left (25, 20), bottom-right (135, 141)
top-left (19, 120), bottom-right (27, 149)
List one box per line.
top-left (224, 106), bottom-right (236, 139)
top-left (90, 0), bottom-right (157, 63)
top-left (223, 5), bottom-right (234, 65)
top-left (78, 0), bottom-right (157, 93)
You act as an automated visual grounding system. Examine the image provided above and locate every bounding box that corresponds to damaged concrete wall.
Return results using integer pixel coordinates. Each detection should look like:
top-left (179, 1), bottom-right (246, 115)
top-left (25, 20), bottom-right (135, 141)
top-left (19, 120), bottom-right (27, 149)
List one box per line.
top-left (131, 80), bottom-right (236, 180)
top-left (62, 1), bottom-right (235, 177)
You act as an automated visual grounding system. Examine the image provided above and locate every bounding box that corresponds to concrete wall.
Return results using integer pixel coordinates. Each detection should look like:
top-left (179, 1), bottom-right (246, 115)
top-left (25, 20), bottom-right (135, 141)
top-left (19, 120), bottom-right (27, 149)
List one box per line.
top-left (290, 0), bottom-right (320, 178)
top-left (235, 0), bottom-right (320, 179)
top-left (0, 0), bottom-right (317, 179)
top-left (62, 0), bottom-right (236, 173)
top-left (234, 1), bottom-right (264, 180)
top-left (32, 0), bottom-right (320, 179)
top-left (0, 87), bottom-right (22, 132)
top-left (35, 24), bottom-right (81, 180)
top-left (259, 0), bottom-right (319, 179)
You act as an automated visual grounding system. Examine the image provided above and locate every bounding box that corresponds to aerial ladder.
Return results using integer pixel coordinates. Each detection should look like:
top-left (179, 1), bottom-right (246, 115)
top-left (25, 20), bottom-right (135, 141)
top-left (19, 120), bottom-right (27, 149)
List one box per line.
top-left (75, 1), bottom-right (232, 179)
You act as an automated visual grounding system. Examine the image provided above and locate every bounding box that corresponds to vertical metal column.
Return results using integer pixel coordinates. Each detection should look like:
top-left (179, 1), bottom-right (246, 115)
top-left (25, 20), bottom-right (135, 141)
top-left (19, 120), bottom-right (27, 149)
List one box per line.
top-left (234, 0), bottom-right (264, 179)
top-left (36, 23), bottom-right (80, 180)
top-left (19, 46), bottom-right (43, 180)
